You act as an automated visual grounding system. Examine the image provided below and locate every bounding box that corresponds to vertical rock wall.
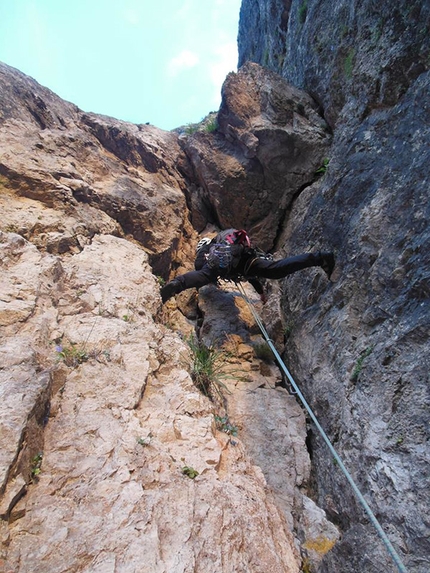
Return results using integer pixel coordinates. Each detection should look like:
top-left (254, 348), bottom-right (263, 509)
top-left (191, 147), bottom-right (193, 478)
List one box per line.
top-left (239, 0), bottom-right (430, 127)
top-left (0, 61), bottom-right (318, 572)
top-left (1, 1), bottom-right (429, 565)
top-left (238, 1), bottom-right (430, 571)
top-left (0, 230), bottom-right (304, 573)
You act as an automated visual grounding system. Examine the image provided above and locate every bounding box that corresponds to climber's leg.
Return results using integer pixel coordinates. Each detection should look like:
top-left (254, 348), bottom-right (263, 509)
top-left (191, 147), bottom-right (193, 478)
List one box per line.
top-left (248, 252), bottom-right (335, 280)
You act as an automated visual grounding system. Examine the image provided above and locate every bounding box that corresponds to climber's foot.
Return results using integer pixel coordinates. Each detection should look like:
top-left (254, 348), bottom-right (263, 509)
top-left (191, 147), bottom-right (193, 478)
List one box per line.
top-left (161, 279), bottom-right (182, 303)
top-left (318, 251), bottom-right (335, 280)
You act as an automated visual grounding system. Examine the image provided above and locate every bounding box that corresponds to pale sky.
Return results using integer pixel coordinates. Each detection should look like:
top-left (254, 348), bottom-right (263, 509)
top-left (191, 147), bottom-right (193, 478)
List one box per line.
top-left (0, 0), bottom-right (242, 130)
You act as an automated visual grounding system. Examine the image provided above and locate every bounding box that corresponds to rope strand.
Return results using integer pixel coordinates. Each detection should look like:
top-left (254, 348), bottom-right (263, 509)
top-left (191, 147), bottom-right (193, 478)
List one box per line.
top-left (236, 282), bottom-right (408, 573)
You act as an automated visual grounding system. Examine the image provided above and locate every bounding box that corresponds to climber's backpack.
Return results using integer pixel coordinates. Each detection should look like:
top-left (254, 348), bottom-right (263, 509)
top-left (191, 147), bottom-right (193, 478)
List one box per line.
top-left (206, 229), bottom-right (251, 275)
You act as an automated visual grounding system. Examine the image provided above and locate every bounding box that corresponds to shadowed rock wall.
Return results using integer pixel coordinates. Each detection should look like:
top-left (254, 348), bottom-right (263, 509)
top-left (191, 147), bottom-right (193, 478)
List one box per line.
top-left (239, 1), bottom-right (430, 571)
top-left (239, 0), bottom-right (430, 128)
top-left (182, 62), bottom-right (331, 251)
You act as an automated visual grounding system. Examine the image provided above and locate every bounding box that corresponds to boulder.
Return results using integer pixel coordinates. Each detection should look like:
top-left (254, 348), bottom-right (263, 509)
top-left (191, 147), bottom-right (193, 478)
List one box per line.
top-left (182, 62), bottom-right (331, 250)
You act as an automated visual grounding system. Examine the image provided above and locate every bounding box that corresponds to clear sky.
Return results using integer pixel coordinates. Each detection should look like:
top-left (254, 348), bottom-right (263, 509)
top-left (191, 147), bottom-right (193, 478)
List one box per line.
top-left (0, 0), bottom-right (242, 130)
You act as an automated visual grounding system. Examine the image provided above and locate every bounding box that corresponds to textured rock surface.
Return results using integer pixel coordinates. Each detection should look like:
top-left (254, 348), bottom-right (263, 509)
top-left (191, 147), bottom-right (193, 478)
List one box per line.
top-left (239, 0), bottom-right (430, 127)
top-left (1, 2), bottom-right (430, 568)
top-left (0, 232), bottom-right (302, 573)
top-left (239, 1), bottom-right (430, 571)
top-left (0, 62), bottom-right (312, 573)
top-left (276, 72), bottom-right (430, 573)
top-left (0, 62), bottom-right (192, 277)
top-left (188, 281), bottom-right (340, 571)
top-left (182, 62), bottom-right (331, 251)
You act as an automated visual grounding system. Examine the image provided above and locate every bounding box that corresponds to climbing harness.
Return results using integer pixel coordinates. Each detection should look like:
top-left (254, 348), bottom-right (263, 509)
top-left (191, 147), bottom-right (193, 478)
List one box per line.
top-left (242, 247), bottom-right (273, 276)
top-left (235, 282), bottom-right (408, 573)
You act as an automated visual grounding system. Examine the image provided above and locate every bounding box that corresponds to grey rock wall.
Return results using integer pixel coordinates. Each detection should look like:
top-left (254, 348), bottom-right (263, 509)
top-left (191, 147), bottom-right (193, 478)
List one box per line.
top-left (239, 0), bottom-right (430, 127)
top-left (276, 70), bottom-right (430, 573)
top-left (239, 0), bottom-right (430, 571)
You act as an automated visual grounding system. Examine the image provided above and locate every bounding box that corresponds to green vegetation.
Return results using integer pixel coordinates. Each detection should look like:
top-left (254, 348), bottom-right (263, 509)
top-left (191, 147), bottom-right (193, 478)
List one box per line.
top-left (54, 335), bottom-right (112, 368)
top-left (31, 452), bottom-right (43, 480)
top-left (205, 117), bottom-right (218, 133)
top-left (215, 415), bottom-right (238, 437)
top-left (298, 0), bottom-right (308, 24)
top-left (350, 346), bottom-right (373, 381)
top-left (315, 158), bottom-right (329, 176)
top-left (185, 123), bottom-right (199, 135)
top-left (183, 112), bottom-right (218, 135)
top-left (182, 466), bottom-right (199, 479)
top-left (344, 48), bottom-right (355, 79)
top-left (55, 342), bottom-right (89, 367)
top-left (186, 335), bottom-right (232, 402)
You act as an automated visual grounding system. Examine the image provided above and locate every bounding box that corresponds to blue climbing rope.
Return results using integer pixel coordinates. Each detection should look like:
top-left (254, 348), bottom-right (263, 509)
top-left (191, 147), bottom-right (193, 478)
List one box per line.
top-left (236, 282), bottom-right (408, 573)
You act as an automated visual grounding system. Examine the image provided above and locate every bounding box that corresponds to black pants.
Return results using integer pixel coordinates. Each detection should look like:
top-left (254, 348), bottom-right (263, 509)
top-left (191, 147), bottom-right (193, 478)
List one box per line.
top-left (175, 253), bottom-right (320, 292)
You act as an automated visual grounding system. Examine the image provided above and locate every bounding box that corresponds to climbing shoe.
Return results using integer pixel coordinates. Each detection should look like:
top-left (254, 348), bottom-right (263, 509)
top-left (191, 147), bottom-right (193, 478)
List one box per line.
top-left (318, 251), bottom-right (335, 280)
top-left (161, 279), bottom-right (182, 303)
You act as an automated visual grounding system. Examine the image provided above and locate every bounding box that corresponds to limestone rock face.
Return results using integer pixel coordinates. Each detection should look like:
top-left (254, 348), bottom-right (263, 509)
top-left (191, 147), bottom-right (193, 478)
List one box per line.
top-left (182, 62), bottom-right (331, 250)
top-left (0, 62), bottom-right (311, 573)
top-left (186, 281), bottom-right (340, 571)
top-left (0, 62), bottom-right (192, 277)
top-left (0, 232), bottom-right (302, 573)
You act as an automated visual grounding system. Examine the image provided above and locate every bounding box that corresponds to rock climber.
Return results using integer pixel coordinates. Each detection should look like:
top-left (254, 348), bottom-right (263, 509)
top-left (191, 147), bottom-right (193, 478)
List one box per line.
top-left (161, 228), bottom-right (335, 304)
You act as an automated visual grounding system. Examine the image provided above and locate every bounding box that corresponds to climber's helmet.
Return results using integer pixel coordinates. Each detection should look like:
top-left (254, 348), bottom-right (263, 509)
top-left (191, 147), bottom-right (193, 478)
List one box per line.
top-left (196, 237), bottom-right (212, 253)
